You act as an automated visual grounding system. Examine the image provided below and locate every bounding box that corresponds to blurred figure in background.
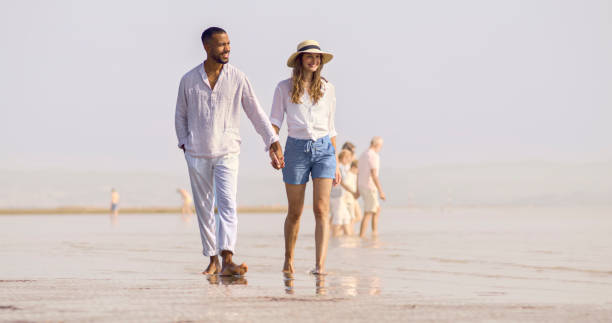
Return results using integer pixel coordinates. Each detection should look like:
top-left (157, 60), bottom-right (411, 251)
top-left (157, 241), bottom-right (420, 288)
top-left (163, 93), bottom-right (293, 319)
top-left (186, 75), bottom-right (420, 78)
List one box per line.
top-left (358, 137), bottom-right (385, 238)
top-left (110, 188), bottom-right (120, 217)
top-left (345, 160), bottom-right (361, 229)
top-left (341, 141), bottom-right (355, 157)
top-left (331, 149), bottom-right (353, 236)
top-left (177, 188), bottom-right (193, 220)
top-left (341, 141), bottom-right (362, 228)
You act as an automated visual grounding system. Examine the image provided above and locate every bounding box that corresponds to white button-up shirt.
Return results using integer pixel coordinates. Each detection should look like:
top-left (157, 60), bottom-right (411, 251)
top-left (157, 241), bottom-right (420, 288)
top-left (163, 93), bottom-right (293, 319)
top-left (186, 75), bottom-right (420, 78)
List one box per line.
top-left (269, 78), bottom-right (337, 141)
top-left (175, 63), bottom-right (279, 158)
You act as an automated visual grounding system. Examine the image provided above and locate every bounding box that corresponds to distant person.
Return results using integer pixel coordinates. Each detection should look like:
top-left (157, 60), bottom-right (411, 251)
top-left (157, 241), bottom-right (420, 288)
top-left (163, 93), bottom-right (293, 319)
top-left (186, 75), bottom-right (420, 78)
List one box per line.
top-left (177, 188), bottom-right (193, 217)
top-left (331, 150), bottom-right (352, 237)
top-left (270, 40), bottom-right (339, 275)
top-left (110, 188), bottom-right (120, 216)
top-left (358, 137), bottom-right (385, 237)
top-left (175, 27), bottom-right (283, 276)
top-left (340, 141), bottom-right (361, 224)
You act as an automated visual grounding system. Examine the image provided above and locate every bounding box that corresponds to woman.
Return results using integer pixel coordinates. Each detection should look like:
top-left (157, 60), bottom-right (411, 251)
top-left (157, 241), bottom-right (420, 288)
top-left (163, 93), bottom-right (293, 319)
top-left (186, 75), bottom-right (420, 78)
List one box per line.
top-left (270, 40), bottom-right (340, 275)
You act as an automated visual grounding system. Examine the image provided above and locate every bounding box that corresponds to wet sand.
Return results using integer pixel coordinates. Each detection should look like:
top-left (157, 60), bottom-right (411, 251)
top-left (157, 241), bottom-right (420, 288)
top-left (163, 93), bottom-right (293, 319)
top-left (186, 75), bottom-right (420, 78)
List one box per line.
top-left (1, 207), bottom-right (611, 322)
top-left (0, 205), bottom-right (288, 215)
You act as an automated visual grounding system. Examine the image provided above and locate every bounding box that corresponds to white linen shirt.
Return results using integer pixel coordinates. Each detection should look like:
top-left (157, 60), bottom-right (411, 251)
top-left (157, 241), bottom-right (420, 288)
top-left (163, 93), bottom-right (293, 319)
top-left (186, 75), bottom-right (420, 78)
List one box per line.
top-left (175, 63), bottom-right (279, 158)
top-left (269, 78), bottom-right (337, 141)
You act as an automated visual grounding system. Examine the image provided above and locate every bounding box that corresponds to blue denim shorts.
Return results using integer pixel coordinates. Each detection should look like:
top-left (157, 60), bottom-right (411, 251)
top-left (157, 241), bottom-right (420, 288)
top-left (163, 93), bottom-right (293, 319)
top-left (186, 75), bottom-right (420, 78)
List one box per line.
top-left (282, 135), bottom-right (336, 185)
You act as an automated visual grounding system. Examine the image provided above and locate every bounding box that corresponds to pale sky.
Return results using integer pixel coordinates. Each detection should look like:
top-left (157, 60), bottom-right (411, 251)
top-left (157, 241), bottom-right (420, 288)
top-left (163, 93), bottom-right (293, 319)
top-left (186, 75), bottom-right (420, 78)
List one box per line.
top-left (1, 0), bottom-right (611, 174)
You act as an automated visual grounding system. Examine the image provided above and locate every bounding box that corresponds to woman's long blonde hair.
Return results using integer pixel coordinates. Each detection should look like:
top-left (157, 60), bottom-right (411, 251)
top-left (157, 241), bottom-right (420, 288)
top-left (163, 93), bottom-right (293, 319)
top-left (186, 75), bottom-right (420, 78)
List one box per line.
top-left (290, 53), bottom-right (325, 104)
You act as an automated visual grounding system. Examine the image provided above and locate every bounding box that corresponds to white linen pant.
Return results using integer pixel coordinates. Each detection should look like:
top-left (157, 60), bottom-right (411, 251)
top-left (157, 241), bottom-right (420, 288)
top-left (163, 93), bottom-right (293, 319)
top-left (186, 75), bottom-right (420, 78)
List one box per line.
top-left (185, 152), bottom-right (239, 257)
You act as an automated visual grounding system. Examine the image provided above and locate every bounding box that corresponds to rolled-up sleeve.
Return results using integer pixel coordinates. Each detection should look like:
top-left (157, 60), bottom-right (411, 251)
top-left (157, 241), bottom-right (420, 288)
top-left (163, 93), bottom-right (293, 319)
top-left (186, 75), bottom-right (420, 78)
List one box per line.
top-left (241, 76), bottom-right (279, 151)
top-left (328, 84), bottom-right (337, 138)
top-left (269, 83), bottom-right (285, 129)
top-left (175, 77), bottom-right (189, 148)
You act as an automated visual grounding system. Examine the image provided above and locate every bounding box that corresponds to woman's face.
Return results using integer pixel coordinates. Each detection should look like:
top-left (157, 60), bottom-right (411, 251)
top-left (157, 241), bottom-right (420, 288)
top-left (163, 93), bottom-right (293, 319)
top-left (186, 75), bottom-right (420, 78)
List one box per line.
top-left (301, 53), bottom-right (321, 73)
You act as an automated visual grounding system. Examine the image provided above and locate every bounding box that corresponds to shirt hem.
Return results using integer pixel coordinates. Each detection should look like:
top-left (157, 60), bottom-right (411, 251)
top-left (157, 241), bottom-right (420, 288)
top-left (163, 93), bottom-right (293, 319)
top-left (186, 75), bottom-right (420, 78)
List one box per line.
top-left (185, 149), bottom-right (241, 159)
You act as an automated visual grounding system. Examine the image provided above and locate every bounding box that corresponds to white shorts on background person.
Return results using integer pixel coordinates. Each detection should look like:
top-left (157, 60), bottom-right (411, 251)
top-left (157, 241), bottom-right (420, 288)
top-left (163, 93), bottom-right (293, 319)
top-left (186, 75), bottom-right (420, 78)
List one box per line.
top-left (342, 167), bottom-right (357, 220)
top-left (361, 186), bottom-right (380, 213)
top-left (330, 196), bottom-right (351, 225)
top-left (344, 198), bottom-right (355, 220)
top-left (185, 152), bottom-right (239, 257)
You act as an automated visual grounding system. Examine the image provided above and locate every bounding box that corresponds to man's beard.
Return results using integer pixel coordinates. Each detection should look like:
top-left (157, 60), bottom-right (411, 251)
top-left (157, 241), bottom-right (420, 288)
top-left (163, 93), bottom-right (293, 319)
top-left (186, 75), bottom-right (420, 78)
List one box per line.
top-left (213, 52), bottom-right (229, 64)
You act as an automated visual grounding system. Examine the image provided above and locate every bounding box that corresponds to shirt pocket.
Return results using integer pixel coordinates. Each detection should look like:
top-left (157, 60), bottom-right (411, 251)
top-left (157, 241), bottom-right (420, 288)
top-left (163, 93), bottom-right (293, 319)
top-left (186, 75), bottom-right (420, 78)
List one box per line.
top-left (187, 89), bottom-right (211, 123)
top-left (217, 93), bottom-right (235, 132)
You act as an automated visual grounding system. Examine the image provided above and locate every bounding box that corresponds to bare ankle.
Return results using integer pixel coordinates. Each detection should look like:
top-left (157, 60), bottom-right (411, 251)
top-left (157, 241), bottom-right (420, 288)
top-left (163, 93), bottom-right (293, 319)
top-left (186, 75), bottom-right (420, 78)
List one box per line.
top-left (221, 250), bottom-right (233, 265)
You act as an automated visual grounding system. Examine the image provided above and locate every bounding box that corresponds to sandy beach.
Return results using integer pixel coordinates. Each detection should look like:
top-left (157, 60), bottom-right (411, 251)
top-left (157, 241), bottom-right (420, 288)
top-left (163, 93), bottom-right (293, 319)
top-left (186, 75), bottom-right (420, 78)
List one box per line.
top-left (1, 207), bottom-right (611, 322)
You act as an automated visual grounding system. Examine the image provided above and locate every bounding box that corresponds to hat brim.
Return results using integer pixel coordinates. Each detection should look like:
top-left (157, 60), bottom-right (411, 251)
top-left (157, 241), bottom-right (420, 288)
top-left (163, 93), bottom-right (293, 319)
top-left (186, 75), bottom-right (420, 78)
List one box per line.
top-left (287, 49), bottom-right (333, 67)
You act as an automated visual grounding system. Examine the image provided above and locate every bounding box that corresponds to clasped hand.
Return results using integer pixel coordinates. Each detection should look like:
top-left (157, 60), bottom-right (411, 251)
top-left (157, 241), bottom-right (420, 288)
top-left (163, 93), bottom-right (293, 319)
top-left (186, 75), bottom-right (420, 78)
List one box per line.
top-left (269, 141), bottom-right (285, 169)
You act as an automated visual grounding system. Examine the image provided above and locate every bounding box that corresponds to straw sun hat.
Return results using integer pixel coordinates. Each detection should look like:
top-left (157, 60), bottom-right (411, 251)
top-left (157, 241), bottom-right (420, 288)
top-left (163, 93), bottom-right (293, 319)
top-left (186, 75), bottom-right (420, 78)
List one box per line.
top-left (286, 40), bottom-right (333, 68)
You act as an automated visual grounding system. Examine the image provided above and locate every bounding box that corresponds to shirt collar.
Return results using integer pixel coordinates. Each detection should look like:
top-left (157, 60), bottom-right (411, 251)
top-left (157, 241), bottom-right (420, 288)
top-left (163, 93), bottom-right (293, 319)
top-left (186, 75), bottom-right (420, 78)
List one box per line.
top-left (199, 62), bottom-right (228, 89)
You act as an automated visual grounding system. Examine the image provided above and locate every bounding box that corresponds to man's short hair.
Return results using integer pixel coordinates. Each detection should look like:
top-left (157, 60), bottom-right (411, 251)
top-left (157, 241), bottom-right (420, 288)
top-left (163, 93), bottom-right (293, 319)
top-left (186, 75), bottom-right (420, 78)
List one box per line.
top-left (201, 26), bottom-right (226, 44)
top-left (370, 136), bottom-right (383, 147)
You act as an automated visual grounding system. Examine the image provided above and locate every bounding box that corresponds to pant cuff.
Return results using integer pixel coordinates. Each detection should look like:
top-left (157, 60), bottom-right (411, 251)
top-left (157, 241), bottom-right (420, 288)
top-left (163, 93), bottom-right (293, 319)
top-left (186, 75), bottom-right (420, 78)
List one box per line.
top-left (218, 246), bottom-right (235, 255)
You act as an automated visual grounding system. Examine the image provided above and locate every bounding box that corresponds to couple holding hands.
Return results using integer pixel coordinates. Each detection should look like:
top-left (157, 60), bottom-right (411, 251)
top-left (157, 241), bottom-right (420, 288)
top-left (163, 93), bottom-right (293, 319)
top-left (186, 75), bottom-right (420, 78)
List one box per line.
top-left (175, 27), bottom-right (339, 276)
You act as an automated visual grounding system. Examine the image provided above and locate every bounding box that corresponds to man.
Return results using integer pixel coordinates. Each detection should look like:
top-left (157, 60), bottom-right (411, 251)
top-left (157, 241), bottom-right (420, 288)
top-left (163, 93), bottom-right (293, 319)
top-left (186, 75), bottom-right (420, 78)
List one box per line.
top-left (357, 136), bottom-right (385, 237)
top-left (175, 27), bottom-right (284, 276)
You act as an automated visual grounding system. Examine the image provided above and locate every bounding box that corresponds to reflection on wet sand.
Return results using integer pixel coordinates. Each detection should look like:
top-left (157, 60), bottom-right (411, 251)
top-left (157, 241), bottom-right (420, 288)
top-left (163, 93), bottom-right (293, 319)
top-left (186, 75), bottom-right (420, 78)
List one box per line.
top-left (315, 275), bottom-right (326, 295)
top-left (339, 276), bottom-right (357, 296)
top-left (109, 214), bottom-right (118, 227)
top-left (207, 275), bottom-right (248, 286)
top-left (283, 273), bottom-right (294, 294)
top-left (282, 273), bottom-right (381, 296)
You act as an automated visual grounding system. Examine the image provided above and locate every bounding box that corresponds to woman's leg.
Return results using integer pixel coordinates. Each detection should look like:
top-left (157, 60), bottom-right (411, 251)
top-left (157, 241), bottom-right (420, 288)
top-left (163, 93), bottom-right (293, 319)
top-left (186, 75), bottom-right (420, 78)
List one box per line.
top-left (312, 178), bottom-right (333, 274)
top-left (283, 183), bottom-right (306, 273)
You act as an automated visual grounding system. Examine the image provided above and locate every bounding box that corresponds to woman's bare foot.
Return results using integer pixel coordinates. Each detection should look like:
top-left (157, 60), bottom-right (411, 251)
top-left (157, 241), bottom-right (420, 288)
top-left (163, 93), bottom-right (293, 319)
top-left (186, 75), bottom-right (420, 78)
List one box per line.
top-left (220, 262), bottom-right (248, 276)
top-left (202, 256), bottom-right (220, 275)
top-left (309, 265), bottom-right (326, 276)
top-left (282, 258), bottom-right (294, 274)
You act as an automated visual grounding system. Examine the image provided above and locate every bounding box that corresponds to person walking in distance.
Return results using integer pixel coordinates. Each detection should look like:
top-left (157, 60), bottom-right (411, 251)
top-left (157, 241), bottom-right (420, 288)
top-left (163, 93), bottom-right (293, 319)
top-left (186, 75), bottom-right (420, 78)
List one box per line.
top-left (358, 137), bottom-right (385, 237)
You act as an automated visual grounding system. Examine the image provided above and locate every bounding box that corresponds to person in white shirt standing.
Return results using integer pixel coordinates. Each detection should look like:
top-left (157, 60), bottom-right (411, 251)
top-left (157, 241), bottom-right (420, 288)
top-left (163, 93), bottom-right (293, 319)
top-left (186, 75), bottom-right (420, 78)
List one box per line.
top-left (175, 27), bottom-right (284, 276)
top-left (358, 137), bottom-right (386, 238)
top-left (270, 40), bottom-right (340, 275)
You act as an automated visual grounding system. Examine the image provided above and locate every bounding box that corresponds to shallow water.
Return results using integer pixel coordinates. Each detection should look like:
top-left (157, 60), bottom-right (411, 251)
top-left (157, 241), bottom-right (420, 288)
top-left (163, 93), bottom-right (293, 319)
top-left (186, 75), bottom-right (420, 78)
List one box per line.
top-left (1, 207), bottom-right (611, 322)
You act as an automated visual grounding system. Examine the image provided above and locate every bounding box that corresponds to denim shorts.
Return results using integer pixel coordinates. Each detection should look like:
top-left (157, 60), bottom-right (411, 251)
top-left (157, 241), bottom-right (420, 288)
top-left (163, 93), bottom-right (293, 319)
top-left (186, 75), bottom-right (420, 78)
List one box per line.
top-left (282, 135), bottom-right (336, 185)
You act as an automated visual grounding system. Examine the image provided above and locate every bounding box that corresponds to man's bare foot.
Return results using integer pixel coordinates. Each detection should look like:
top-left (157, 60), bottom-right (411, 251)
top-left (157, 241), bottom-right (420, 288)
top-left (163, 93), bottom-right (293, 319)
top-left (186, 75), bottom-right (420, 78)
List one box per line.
top-left (220, 262), bottom-right (248, 276)
top-left (282, 258), bottom-right (294, 274)
top-left (202, 256), bottom-right (220, 275)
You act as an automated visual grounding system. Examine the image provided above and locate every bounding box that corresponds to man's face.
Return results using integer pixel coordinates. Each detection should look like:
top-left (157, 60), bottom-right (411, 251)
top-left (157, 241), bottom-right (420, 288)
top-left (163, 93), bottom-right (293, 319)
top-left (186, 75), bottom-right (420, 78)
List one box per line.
top-left (204, 33), bottom-right (230, 64)
top-left (375, 142), bottom-right (383, 152)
